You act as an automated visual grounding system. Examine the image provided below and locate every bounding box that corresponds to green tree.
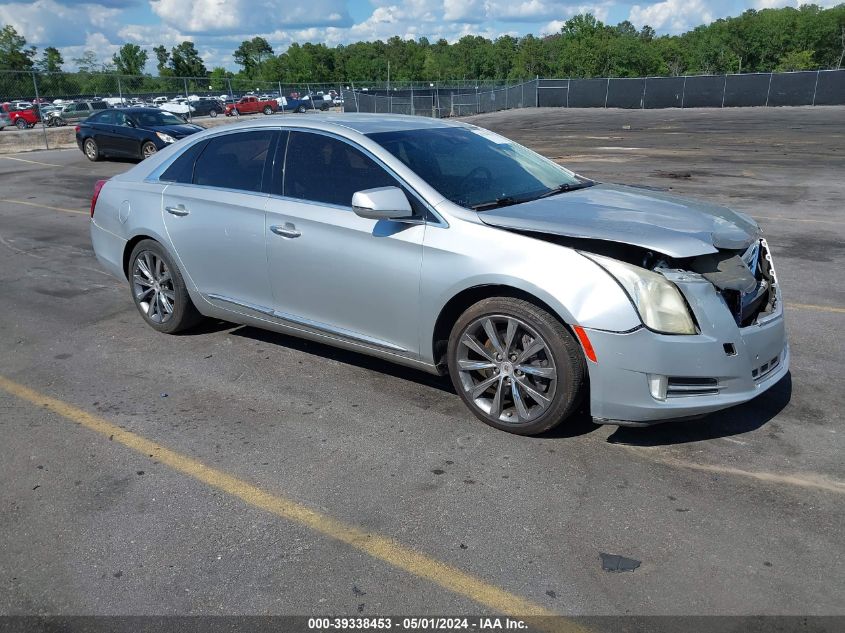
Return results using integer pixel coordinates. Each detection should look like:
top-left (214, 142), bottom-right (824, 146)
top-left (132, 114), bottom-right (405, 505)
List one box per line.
top-left (153, 45), bottom-right (171, 74)
top-left (775, 49), bottom-right (816, 71)
top-left (233, 37), bottom-right (274, 78)
top-left (72, 51), bottom-right (100, 73)
top-left (37, 46), bottom-right (64, 73)
top-left (170, 41), bottom-right (207, 78)
top-left (112, 44), bottom-right (148, 76)
top-left (209, 66), bottom-right (233, 91)
top-left (0, 25), bottom-right (36, 70)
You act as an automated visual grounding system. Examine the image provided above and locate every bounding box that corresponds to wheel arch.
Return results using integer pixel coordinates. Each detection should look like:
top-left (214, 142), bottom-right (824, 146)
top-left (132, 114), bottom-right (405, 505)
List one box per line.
top-left (430, 284), bottom-right (578, 372)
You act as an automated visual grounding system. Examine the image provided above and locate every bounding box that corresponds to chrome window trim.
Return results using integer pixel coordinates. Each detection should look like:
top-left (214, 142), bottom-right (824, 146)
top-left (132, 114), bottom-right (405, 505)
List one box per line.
top-left (207, 293), bottom-right (408, 353)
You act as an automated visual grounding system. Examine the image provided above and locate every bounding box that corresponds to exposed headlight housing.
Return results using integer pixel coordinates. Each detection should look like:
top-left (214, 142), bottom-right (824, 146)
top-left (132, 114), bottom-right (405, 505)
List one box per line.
top-left (582, 253), bottom-right (697, 335)
top-left (156, 131), bottom-right (176, 144)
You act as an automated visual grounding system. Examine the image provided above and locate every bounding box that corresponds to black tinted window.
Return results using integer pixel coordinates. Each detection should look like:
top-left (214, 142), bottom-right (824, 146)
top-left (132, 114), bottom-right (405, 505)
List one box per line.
top-left (193, 131), bottom-right (274, 192)
top-left (91, 102), bottom-right (108, 110)
top-left (283, 132), bottom-right (397, 206)
top-left (159, 140), bottom-right (208, 183)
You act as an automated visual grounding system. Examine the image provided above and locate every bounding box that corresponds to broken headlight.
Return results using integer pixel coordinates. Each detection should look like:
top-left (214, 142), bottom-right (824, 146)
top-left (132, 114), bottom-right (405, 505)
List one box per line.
top-left (582, 253), bottom-right (697, 335)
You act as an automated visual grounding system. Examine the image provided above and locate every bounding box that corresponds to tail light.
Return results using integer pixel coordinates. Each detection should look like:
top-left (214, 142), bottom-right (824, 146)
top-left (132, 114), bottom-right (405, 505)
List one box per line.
top-left (90, 179), bottom-right (107, 218)
top-left (74, 126), bottom-right (80, 133)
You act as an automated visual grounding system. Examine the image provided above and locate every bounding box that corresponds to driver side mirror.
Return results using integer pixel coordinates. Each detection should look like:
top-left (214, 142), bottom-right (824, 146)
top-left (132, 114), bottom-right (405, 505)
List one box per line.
top-left (352, 187), bottom-right (413, 220)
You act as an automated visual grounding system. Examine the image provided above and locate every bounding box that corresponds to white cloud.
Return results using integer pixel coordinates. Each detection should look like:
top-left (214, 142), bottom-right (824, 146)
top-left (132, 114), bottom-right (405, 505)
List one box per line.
top-left (629, 0), bottom-right (714, 33)
top-left (0, 0), bottom-right (120, 46)
top-left (149, 0), bottom-right (351, 34)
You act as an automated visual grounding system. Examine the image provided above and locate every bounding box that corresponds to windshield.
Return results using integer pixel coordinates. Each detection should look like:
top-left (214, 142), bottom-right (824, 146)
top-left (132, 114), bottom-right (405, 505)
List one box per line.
top-left (367, 126), bottom-right (583, 209)
top-left (133, 111), bottom-right (186, 127)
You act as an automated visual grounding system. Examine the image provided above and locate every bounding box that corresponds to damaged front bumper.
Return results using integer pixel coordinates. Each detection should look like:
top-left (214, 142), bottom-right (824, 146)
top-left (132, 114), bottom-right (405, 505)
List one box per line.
top-left (584, 271), bottom-right (789, 425)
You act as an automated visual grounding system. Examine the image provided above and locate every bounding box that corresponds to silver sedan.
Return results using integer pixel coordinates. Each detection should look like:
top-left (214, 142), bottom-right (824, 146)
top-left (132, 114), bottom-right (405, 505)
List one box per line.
top-left (89, 115), bottom-right (788, 435)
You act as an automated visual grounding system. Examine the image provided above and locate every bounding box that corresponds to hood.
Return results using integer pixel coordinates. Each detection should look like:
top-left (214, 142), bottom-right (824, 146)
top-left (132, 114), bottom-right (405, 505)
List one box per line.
top-left (478, 183), bottom-right (760, 258)
top-left (145, 124), bottom-right (203, 139)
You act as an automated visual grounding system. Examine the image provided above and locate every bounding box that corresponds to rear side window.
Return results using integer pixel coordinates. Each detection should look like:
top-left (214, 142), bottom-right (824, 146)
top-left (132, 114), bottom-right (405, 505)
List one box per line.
top-left (192, 131), bottom-right (275, 193)
top-left (160, 140), bottom-right (209, 184)
top-left (88, 110), bottom-right (114, 124)
top-left (91, 102), bottom-right (108, 110)
top-left (283, 132), bottom-right (397, 206)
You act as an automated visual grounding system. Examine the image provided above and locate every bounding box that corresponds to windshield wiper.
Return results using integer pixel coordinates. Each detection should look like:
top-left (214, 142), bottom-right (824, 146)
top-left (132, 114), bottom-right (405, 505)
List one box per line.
top-left (536, 180), bottom-right (595, 200)
top-left (471, 197), bottom-right (520, 211)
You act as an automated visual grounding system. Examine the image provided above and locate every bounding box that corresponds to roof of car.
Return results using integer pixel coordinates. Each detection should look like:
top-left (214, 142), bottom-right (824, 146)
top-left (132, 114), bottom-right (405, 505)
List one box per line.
top-left (219, 113), bottom-right (465, 135)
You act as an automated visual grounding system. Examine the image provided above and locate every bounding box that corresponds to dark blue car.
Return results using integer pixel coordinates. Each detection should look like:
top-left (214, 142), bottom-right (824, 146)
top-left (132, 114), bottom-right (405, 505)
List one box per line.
top-left (76, 107), bottom-right (204, 161)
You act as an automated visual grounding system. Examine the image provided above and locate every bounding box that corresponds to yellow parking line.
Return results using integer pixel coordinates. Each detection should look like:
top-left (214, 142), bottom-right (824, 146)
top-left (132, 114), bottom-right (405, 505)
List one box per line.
top-left (2, 199), bottom-right (88, 216)
top-left (0, 375), bottom-right (579, 628)
top-left (0, 155), bottom-right (62, 167)
top-left (786, 302), bottom-right (845, 314)
top-left (754, 214), bottom-right (843, 225)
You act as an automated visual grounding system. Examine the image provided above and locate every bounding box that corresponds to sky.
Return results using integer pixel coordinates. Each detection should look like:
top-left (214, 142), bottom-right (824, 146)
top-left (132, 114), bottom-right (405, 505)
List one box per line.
top-left (0, 0), bottom-right (837, 72)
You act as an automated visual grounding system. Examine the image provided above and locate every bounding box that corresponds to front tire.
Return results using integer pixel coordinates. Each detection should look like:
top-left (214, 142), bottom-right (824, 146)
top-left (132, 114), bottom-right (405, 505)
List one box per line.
top-left (83, 138), bottom-right (100, 161)
top-left (15, 118), bottom-right (28, 130)
top-left (296, 105), bottom-right (306, 113)
top-left (263, 106), bottom-right (273, 115)
top-left (140, 141), bottom-right (157, 159)
top-left (128, 240), bottom-right (202, 334)
top-left (209, 109), bottom-right (218, 118)
top-left (447, 297), bottom-right (586, 435)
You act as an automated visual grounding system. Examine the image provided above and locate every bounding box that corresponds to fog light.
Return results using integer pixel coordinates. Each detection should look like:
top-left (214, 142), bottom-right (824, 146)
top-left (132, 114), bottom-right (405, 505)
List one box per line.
top-left (648, 374), bottom-right (668, 401)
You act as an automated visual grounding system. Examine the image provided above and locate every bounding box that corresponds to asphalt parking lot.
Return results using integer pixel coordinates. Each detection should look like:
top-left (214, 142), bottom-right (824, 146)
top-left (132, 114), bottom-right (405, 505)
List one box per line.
top-left (1, 107), bottom-right (843, 623)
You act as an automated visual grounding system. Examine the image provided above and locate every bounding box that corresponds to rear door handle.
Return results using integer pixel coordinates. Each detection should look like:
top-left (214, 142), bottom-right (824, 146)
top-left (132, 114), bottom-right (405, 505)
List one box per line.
top-left (270, 223), bottom-right (301, 238)
top-left (165, 205), bottom-right (189, 217)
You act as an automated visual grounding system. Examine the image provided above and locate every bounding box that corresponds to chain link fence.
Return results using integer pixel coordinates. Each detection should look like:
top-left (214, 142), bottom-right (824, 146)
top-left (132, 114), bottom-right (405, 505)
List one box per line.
top-left (344, 70), bottom-right (845, 116)
top-left (1, 69), bottom-right (843, 150)
top-left (0, 70), bottom-right (345, 110)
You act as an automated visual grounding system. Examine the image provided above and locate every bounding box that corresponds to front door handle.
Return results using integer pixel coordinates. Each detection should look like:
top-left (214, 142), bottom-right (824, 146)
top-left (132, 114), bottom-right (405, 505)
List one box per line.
top-left (270, 223), bottom-right (301, 238)
top-left (165, 205), bottom-right (189, 217)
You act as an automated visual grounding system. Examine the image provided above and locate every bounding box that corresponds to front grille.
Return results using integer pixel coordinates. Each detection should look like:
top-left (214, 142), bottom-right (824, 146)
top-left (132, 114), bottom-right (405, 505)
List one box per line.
top-left (667, 377), bottom-right (721, 397)
top-left (752, 354), bottom-right (781, 382)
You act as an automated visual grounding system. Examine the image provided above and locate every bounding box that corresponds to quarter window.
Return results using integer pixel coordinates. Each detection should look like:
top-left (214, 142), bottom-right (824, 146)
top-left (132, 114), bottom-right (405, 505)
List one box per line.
top-left (283, 132), bottom-right (398, 207)
top-left (159, 140), bottom-right (208, 184)
top-left (192, 131), bottom-right (275, 193)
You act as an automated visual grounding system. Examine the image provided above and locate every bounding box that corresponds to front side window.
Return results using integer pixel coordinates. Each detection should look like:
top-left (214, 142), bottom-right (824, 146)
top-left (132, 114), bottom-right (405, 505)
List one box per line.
top-left (283, 132), bottom-right (397, 207)
top-left (193, 131), bottom-right (275, 193)
top-left (367, 126), bottom-right (584, 209)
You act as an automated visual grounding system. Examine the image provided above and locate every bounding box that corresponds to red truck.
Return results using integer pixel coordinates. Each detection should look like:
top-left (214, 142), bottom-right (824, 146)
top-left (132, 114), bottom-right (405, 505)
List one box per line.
top-left (225, 95), bottom-right (278, 116)
top-left (1, 102), bottom-right (39, 129)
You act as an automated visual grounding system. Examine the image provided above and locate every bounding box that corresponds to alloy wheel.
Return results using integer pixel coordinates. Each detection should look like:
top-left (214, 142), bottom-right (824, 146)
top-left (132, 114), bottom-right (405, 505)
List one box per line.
top-left (132, 251), bottom-right (175, 324)
top-left (142, 142), bottom-right (157, 159)
top-left (455, 314), bottom-right (557, 425)
top-left (84, 140), bottom-right (97, 159)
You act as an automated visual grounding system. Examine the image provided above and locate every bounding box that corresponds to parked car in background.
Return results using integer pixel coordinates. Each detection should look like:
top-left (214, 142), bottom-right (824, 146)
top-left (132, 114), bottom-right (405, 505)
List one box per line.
top-left (1, 102), bottom-right (39, 129)
top-left (189, 98), bottom-right (225, 118)
top-left (87, 115), bottom-right (789, 435)
top-left (303, 93), bottom-right (332, 110)
top-left (225, 95), bottom-right (278, 116)
top-left (47, 100), bottom-right (110, 126)
top-left (76, 107), bottom-right (203, 161)
top-left (160, 100), bottom-right (194, 116)
top-left (9, 100), bottom-right (34, 111)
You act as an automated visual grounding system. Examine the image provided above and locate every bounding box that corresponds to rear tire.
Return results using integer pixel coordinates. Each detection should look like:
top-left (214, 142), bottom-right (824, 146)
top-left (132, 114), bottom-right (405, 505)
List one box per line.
top-left (447, 297), bottom-right (586, 435)
top-left (296, 105), bottom-right (306, 113)
top-left (209, 109), bottom-right (218, 118)
top-left (15, 118), bottom-right (28, 130)
top-left (128, 239), bottom-right (202, 334)
top-left (84, 138), bottom-right (100, 161)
